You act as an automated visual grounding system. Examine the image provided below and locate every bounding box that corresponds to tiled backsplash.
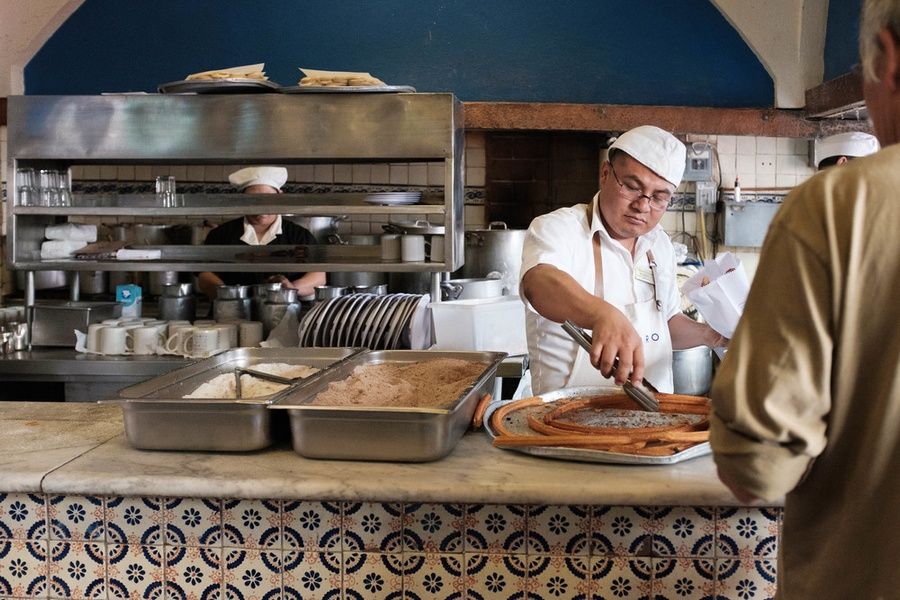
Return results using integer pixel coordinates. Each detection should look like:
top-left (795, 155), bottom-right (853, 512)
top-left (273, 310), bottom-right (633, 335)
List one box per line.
top-left (0, 492), bottom-right (780, 599)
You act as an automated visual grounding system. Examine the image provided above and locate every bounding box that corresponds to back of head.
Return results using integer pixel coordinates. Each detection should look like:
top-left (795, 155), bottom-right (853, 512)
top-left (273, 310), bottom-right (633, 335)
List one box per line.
top-left (815, 132), bottom-right (880, 169)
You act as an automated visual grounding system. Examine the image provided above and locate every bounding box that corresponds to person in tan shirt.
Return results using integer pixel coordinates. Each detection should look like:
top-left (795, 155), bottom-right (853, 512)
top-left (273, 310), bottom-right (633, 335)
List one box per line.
top-left (709, 1), bottom-right (900, 597)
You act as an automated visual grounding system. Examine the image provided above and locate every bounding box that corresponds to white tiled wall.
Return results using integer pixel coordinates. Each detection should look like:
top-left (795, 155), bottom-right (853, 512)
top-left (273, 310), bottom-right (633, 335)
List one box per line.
top-left (685, 134), bottom-right (815, 190)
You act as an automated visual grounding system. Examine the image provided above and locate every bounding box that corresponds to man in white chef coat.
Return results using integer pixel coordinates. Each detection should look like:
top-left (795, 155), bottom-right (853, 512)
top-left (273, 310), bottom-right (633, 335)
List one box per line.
top-left (815, 131), bottom-right (879, 169)
top-left (520, 125), bottom-right (725, 395)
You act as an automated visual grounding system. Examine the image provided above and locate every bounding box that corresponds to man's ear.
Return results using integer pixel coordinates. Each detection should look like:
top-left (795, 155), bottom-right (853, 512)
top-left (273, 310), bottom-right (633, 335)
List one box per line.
top-left (877, 27), bottom-right (900, 91)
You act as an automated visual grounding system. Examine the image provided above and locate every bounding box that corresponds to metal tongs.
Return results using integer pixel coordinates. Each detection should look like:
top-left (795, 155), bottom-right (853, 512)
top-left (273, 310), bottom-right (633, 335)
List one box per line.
top-left (561, 320), bottom-right (660, 412)
top-left (232, 367), bottom-right (300, 400)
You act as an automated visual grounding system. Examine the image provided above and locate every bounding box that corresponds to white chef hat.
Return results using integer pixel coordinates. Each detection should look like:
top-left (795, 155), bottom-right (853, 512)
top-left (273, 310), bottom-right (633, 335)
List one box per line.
top-left (815, 132), bottom-right (880, 166)
top-left (608, 125), bottom-right (687, 187)
top-left (228, 166), bottom-right (288, 191)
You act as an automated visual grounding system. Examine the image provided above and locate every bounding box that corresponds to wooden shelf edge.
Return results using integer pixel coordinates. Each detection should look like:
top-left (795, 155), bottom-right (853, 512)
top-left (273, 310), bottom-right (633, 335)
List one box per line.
top-left (805, 68), bottom-right (865, 118)
top-left (463, 101), bottom-right (868, 137)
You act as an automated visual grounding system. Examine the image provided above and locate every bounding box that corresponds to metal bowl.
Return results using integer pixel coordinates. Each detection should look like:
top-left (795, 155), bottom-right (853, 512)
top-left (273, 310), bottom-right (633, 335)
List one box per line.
top-left (161, 282), bottom-right (194, 298)
top-left (314, 285), bottom-right (348, 301)
top-left (217, 285), bottom-right (251, 300)
top-left (267, 288), bottom-right (298, 304)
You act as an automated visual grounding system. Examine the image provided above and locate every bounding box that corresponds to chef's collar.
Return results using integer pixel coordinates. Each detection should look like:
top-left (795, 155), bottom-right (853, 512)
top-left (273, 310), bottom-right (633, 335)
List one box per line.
top-left (241, 215), bottom-right (283, 245)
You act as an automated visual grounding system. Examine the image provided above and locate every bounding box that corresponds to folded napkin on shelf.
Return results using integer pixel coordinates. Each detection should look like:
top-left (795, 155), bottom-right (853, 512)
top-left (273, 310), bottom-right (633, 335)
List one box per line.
top-left (116, 248), bottom-right (162, 260)
top-left (44, 223), bottom-right (98, 242)
top-left (186, 63), bottom-right (267, 81)
top-left (40, 240), bottom-right (87, 259)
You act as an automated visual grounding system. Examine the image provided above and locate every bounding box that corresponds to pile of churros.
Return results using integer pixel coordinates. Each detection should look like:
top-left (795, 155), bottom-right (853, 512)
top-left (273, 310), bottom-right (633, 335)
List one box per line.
top-left (488, 393), bottom-right (711, 457)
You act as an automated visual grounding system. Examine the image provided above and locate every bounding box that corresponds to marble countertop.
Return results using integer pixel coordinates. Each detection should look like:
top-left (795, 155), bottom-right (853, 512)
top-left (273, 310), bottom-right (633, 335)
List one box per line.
top-left (0, 402), bottom-right (766, 506)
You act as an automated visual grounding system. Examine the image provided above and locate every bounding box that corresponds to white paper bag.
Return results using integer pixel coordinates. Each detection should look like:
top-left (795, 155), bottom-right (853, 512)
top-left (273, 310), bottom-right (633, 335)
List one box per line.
top-left (681, 253), bottom-right (750, 356)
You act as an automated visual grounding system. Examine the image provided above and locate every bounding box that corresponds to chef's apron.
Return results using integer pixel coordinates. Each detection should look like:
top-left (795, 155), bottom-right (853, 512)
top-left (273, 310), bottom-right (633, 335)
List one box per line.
top-left (565, 228), bottom-right (674, 392)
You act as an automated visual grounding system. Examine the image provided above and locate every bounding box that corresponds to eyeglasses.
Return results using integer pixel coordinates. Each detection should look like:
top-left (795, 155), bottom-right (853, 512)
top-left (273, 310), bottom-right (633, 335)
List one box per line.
top-left (608, 161), bottom-right (673, 211)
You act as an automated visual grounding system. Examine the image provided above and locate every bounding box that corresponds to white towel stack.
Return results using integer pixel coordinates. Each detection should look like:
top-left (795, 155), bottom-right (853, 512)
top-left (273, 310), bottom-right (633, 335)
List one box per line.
top-left (40, 239), bottom-right (87, 259)
top-left (44, 223), bottom-right (97, 242)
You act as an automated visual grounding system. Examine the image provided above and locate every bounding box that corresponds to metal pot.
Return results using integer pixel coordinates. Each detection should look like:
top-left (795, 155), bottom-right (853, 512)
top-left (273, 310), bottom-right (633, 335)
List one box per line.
top-left (158, 295), bottom-right (197, 322)
top-left (290, 216), bottom-right (347, 242)
top-left (78, 271), bottom-right (108, 295)
top-left (113, 224), bottom-right (191, 246)
top-left (460, 221), bottom-right (527, 296)
top-left (161, 282), bottom-right (194, 297)
top-left (140, 271), bottom-right (180, 296)
top-left (440, 277), bottom-right (504, 300)
top-left (267, 288), bottom-right (298, 304)
top-left (326, 234), bottom-right (388, 288)
top-left (217, 285), bottom-right (251, 300)
top-left (16, 270), bottom-right (67, 291)
top-left (672, 346), bottom-right (714, 395)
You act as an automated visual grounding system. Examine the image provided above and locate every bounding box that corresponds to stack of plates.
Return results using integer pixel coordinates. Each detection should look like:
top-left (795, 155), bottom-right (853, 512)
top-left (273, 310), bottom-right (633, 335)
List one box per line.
top-left (298, 293), bottom-right (429, 349)
top-left (363, 192), bottom-right (422, 206)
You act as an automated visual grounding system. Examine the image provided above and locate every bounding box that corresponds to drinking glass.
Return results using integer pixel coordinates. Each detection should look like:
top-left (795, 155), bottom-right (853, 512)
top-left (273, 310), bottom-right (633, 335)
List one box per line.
top-left (16, 168), bottom-right (37, 206)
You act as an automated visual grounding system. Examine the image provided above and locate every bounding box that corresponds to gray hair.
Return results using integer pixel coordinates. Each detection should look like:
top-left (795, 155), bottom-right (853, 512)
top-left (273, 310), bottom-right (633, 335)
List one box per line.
top-left (860, 0), bottom-right (900, 81)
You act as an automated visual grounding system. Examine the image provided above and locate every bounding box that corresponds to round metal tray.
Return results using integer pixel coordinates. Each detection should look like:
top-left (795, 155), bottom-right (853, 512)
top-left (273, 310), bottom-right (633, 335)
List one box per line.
top-left (158, 78), bottom-right (281, 94)
top-left (279, 85), bottom-right (416, 94)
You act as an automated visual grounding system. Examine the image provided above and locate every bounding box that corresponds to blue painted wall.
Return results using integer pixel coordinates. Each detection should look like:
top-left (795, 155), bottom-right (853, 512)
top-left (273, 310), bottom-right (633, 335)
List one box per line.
top-left (25, 0), bottom-right (774, 107)
top-left (824, 0), bottom-right (863, 80)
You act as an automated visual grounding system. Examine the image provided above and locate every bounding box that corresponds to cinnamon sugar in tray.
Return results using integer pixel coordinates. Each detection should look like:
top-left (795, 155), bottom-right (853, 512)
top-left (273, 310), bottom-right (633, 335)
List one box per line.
top-left (311, 358), bottom-right (487, 409)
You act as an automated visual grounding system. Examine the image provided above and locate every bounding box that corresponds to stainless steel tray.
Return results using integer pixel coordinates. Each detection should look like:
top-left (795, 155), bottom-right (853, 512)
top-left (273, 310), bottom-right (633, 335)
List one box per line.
top-left (279, 85), bottom-right (416, 94)
top-left (112, 347), bottom-right (363, 451)
top-left (158, 78), bottom-right (281, 94)
top-left (483, 386), bottom-right (712, 466)
top-left (271, 350), bottom-right (506, 462)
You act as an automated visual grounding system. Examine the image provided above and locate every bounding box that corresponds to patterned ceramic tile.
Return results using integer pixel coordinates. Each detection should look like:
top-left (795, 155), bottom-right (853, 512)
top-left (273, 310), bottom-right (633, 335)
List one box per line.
top-left (165, 546), bottom-right (223, 599)
top-left (47, 495), bottom-right (104, 542)
top-left (281, 551), bottom-right (341, 600)
top-left (465, 504), bottom-right (528, 554)
top-left (283, 501), bottom-right (341, 551)
top-left (167, 498), bottom-right (222, 547)
top-left (0, 493), bottom-right (47, 540)
top-left (104, 497), bottom-right (165, 546)
top-left (528, 505), bottom-right (591, 556)
top-left (342, 502), bottom-right (403, 553)
top-left (653, 507), bottom-right (715, 558)
top-left (221, 499), bottom-right (277, 550)
top-left (465, 553), bottom-right (529, 598)
top-left (105, 543), bottom-right (164, 598)
top-left (651, 558), bottom-right (714, 599)
top-left (591, 557), bottom-right (652, 600)
top-left (225, 546), bottom-right (282, 595)
top-left (0, 539), bottom-right (48, 598)
top-left (47, 541), bottom-right (105, 599)
top-left (403, 552), bottom-right (464, 598)
top-left (592, 507), bottom-right (653, 557)
top-left (528, 554), bottom-right (592, 599)
top-left (716, 558), bottom-right (777, 600)
top-left (404, 503), bottom-right (465, 553)
top-left (342, 553), bottom-right (402, 600)
top-left (716, 508), bottom-right (780, 558)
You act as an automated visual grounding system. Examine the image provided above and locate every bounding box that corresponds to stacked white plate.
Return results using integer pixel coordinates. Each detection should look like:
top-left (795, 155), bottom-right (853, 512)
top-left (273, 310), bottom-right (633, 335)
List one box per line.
top-left (298, 293), bottom-right (430, 349)
top-left (363, 191), bottom-right (422, 205)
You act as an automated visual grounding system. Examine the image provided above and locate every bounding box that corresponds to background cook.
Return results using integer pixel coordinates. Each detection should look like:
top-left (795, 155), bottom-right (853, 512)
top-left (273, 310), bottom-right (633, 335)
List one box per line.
top-left (815, 131), bottom-right (879, 169)
top-left (197, 166), bottom-right (326, 301)
top-left (520, 125), bottom-right (725, 396)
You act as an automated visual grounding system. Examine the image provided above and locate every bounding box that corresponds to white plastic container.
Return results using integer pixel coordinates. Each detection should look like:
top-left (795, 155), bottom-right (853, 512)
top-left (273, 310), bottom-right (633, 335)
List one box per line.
top-left (429, 296), bottom-right (527, 355)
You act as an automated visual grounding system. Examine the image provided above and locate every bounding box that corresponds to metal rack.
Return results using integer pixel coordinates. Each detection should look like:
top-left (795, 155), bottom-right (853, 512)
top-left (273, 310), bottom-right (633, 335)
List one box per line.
top-left (6, 93), bottom-right (464, 306)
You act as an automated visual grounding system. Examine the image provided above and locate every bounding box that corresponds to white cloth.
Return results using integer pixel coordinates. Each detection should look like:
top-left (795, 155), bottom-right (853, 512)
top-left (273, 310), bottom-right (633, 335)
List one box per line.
top-left (520, 193), bottom-right (680, 395)
top-left (228, 166), bottom-right (287, 191)
top-left (44, 223), bottom-right (97, 242)
top-left (40, 239), bottom-right (86, 259)
top-left (608, 125), bottom-right (687, 187)
top-left (815, 132), bottom-right (880, 165)
top-left (240, 215), bottom-right (283, 245)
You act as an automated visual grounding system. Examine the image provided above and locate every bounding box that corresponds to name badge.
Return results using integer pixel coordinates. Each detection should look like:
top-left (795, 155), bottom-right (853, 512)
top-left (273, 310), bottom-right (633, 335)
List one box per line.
top-left (635, 267), bottom-right (655, 285)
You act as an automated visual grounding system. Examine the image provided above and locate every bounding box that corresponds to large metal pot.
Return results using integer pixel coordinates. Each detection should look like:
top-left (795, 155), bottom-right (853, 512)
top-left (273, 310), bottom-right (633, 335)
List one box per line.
top-left (672, 346), bottom-right (714, 395)
top-left (113, 224), bottom-right (192, 246)
top-left (78, 271), bottom-right (108, 295)
top-left (440, 277), bottom-right (504, 300)
top-left (326, 234), bottom-right (388, 288)
top-left (16, 270), bottom-right (67, 291)
top-left (290, 216), bottom-right (347, 242)
top-left (460, 222), bottom-right (527, 295)
top-left (140, 271), bottom-right (180, 296)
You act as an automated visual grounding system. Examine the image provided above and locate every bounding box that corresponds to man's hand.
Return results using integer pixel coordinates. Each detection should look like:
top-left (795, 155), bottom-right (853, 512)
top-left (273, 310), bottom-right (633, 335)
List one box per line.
top-left (267, 274), bottom-right (295, 289)
top-left (588, 304), bottom-right (644, 386)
